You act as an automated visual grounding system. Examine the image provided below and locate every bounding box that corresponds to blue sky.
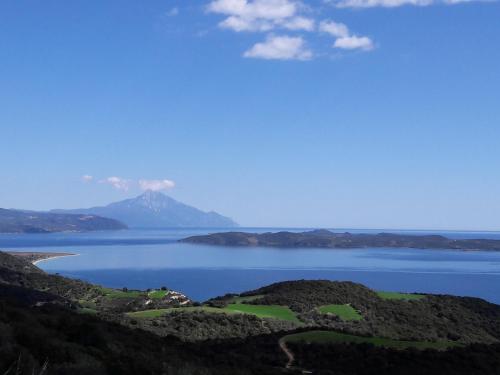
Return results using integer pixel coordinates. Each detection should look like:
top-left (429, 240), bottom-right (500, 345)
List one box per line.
top-left (1, 0), bottom-right (499, 230)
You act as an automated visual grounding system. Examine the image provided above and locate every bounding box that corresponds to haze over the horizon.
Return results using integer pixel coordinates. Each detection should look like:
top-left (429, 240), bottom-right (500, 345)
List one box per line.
top-left (1, 0), bottom-right (499, 230)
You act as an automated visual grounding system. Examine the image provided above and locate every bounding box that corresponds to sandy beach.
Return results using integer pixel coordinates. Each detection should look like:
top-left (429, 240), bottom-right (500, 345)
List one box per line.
top-left (6, 251), bottom-right (78, 265)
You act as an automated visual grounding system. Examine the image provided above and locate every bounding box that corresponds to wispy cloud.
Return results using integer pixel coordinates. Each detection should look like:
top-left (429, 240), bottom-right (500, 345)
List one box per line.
top-left (83, 176), bottom-right (176, 192)
top-left (138, 179), bottom-right (176, 192)
top-left (166, 7), bottom-right (179, 16)
top-left (100, 177), bottom-right (132, 191)
top-left (244, 34), bottom-right (312, 60)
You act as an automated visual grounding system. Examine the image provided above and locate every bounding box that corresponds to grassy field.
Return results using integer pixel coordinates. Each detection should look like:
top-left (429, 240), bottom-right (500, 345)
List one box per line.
top-left (317, 304), bottom-right (363, 320)
top-left (148, 290), bottom-right (168, 299)
top-left (283, 331), bottom-right (460, 350)
top-left (224, 303), bottom-right (300, 322)
top-left (377, 291), bottom-right (426, 301)
top-left (99, 287), bottom-right (144, 299)
top-left (127, 306), bottom-right (234, 318)
top-left (127, 303), bottom-right (300, 322)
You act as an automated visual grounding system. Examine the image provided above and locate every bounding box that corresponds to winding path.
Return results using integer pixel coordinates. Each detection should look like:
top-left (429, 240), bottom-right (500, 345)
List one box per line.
top-left (279, 338), bottom-right (295, 369)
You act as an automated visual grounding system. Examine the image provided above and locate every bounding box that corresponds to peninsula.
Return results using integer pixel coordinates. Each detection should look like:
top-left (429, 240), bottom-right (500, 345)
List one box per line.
top-left (180, 229), bottom-right (500, 251)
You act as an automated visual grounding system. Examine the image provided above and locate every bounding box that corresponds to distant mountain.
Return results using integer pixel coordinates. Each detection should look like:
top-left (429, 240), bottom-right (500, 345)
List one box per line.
top-left (0, 208), bottom-right (127, 233)
top-left (181, 229), bottom-right (500, 251)
top-left (52, 191), bottom-right (238, 228)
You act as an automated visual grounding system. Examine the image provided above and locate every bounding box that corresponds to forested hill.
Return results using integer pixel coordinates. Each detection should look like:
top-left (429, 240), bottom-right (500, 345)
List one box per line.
top-left (0, 208), bottom-right (127, 233)
top-left (181, 229), bottom-right (500, 250)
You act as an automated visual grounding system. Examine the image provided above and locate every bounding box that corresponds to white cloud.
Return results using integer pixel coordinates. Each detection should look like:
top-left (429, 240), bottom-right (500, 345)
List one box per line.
top-left (281, 16), bottom-right (315, 31)
top-left (139, 179), bottom-right (176, 192)
top-left (243, 34), bottom-right (312, 60)
top-left (81, 175), bottom-right (94, 183)
top-left (208, 0), bottom-right (313, 32)
top-left (219, 15), bottom-right (274, 31)
top-left (334, 35), bottom-right (374, 50)
top-left (320, 19), bottom-right (374, 51)
top-left (319, 20), bottom-right (349, 38)
top-left (100, 176), bottom-right (132, 191)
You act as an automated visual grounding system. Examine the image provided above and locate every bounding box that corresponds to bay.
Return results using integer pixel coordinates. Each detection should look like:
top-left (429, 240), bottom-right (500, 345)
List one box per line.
top-left (1, 228), bottom-right (499, 303)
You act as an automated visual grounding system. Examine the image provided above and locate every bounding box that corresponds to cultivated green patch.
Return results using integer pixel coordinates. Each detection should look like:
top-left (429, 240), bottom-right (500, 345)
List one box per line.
top-left (99, 287), bottom-right (143, 299)
top-left (127, 306), bottom-right (233, 318)
top-left (318, 304), bottom-right (362, 320)
top-left (377, 291), bottom-right (425, 301)
top-left (224, 303), bottom-right (300, 322)
top-left (283, 331), bottom-right (460, 350)
top-left (128, 303), bottom-right (300, 322)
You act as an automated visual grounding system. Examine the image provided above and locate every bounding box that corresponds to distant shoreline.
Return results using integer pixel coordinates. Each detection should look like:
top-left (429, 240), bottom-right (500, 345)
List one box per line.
top-left (7, 251), bottom-right (78, 265)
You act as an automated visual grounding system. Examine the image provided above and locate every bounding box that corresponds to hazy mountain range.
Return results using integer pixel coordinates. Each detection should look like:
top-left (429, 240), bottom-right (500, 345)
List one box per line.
top-left (0, 208), bottom-right (126, 233)
top-left (52, 191), bottom-right (238, 228)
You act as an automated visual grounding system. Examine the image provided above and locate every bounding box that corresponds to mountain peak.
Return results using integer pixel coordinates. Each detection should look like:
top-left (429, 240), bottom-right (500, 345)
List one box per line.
top-left (52, 192), bottom-right (238, 228)
top-left (139, 190), bottom-right (167, 199)
top-left (132, 190), bottom-right (176, 212)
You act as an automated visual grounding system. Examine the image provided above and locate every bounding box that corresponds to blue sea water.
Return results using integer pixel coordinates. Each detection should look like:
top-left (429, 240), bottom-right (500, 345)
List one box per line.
top-left (1, 228), bottom-right (500, 303)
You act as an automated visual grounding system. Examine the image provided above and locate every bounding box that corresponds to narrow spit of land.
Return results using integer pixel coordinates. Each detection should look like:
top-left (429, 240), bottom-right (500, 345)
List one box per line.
top-left (6, 251), bottom-right (77, 265)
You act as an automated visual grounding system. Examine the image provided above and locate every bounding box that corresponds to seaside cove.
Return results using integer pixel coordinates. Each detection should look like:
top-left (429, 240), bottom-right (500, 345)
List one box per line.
top-left (1, 228), bottom-right (500, 303)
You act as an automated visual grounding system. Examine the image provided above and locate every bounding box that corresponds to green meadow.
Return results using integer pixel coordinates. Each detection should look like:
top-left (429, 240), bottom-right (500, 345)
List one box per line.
top-left (127, 302), bottom-right (300, 322)
top-left (99, 287), bottom-right (143, 299)
top-left (224, 303), bottom-right (299, 322)
top-left (318, 304), bottom-right (362, 320)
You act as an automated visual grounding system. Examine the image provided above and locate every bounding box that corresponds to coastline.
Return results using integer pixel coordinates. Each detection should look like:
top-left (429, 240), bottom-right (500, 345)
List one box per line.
top-left (33, 253), bottom-right (79, 265)
top-left (6, 251), bottom-right (79, 265)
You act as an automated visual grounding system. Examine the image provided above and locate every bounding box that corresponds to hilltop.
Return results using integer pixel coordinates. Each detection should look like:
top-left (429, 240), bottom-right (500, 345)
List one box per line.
top-left (181, 229), bottom-right (500, 250)
top-left (0, 208), bottom-right (127, 233)
top-left (52, 190), bottom-right (238, 228)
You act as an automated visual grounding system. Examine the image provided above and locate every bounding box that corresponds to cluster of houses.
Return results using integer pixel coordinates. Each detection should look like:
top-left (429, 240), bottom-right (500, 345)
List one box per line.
top-left (164, 290), bottom-right (190, 306)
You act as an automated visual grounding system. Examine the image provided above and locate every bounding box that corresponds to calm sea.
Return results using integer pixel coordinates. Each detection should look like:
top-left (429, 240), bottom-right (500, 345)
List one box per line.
top-left (1, 228), bottom-right (500, 303)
